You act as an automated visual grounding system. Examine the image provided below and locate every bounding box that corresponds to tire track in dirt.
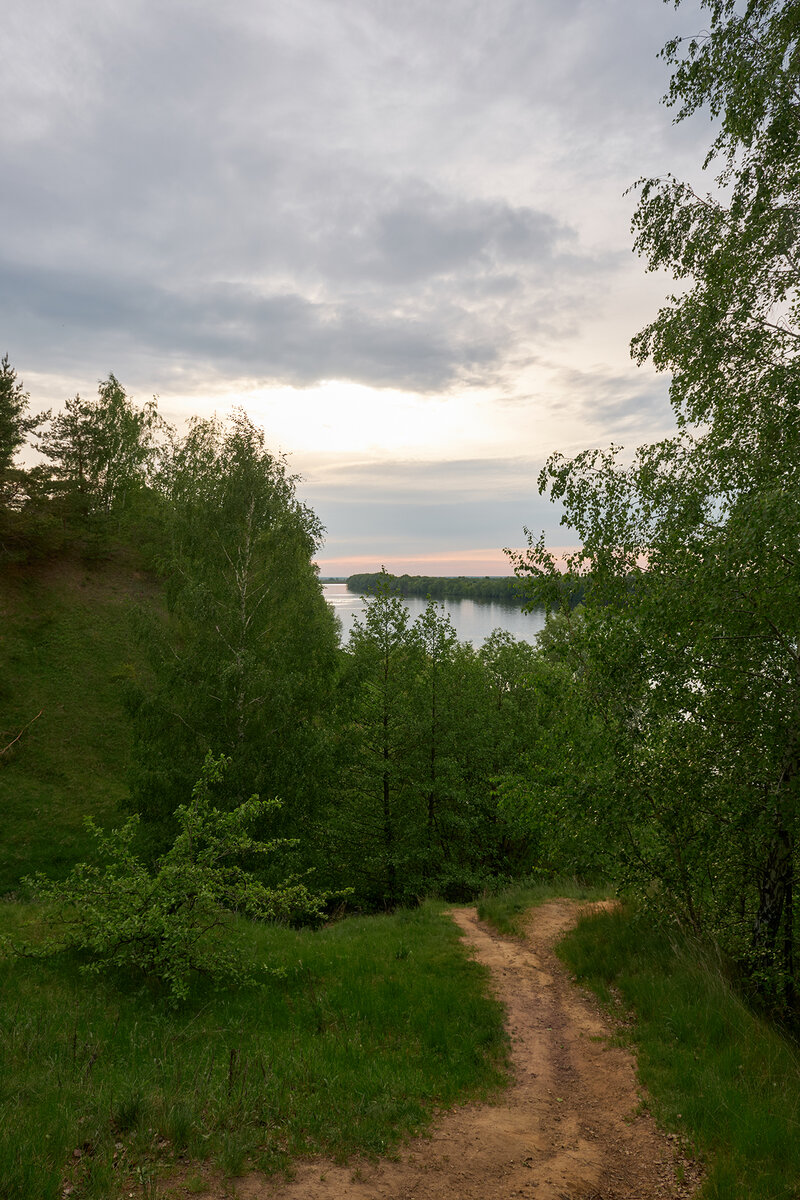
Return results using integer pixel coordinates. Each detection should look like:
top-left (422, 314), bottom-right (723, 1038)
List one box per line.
top-left (198, 900), bottom-right (702, 1200)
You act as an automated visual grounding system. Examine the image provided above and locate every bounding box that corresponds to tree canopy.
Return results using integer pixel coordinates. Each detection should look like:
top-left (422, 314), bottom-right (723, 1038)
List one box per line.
top-left (511, 0), bottom-right (800, 1010)
top-left (127, 409), bottom-right (340, 847)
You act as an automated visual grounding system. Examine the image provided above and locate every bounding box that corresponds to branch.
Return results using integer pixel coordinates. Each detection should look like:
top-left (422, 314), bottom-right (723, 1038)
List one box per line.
top-left (755, 317), bottom-right (800, 343)
top-left (0, 710), bottom-right (43, 758)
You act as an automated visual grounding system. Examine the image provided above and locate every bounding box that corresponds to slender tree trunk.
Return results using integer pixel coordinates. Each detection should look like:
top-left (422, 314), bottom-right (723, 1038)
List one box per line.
top-left (427, 668), bottom-right (436, 844)
top-left (752, 740), bottom-right (799, 1006)
top-left (752, 818), bottom-right (794, 996)
top-left (382, 639), bottom-right (396, 905)
top-left (784, 848), bottom-right (795, 1011)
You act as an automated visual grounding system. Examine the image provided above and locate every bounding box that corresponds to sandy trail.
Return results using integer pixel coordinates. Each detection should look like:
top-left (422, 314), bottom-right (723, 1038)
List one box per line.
top-left (199, 901), bottom-right (700, 1200)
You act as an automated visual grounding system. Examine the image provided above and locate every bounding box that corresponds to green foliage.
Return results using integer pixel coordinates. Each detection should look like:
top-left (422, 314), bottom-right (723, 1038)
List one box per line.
top-left (0, 355), bottom-right (45, 496)
top-left (0, 355), bottom-right (52, 562)
top-left (511, 0), bottom-right (800, 1010)
top-left (560, 904), bottom-right (800, 1200)
top-left (21, 754), bottom-right (328, 1002)
top-left (0, 901), bottom-right (508, 1199)
top-left (482, 623), bottom-right (608, 879)
top-left (634, 0), bottom-right (800, 435)
top-left (37, 375), bottom-right (164, 530)
top-left (332, 574), bottom-right (421, 905)
top-left (127, 409), bottom-right (339, 846)
top-left (347, 571), bottom-right (526, 603)
top-left (329, 573), bottom-right (560, 906)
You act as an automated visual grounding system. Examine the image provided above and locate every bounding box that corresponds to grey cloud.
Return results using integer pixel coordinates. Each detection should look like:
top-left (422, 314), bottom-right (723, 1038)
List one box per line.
top-left (0, 258), bottom-right (503, 391)
top-left (297, 455), bottom-right (572, 552)
top-left (546, 366), bottom-right (673, 441)
top-left (4, 0), bottom-right (701, 396)
top-left (364, 189), bottom-right (569, 285)
top-left (1, 159), bottom-right (601, 391)
top-left (307, 494), bottom-right (568, 554)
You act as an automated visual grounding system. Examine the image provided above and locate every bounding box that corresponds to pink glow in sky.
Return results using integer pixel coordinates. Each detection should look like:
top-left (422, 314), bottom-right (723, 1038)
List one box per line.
top-left (316, 548), bottom-right (516, 577)
top-left (315, 546), bottom-right (580, 577)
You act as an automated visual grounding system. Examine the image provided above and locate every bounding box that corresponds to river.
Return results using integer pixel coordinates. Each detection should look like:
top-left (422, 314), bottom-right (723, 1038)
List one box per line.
top-left (322, 582), bottom-right (547, 648)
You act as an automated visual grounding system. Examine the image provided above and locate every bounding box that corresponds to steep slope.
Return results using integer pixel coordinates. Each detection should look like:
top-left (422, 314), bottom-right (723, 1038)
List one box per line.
top-left (0, 552), bottom-right (160, 892)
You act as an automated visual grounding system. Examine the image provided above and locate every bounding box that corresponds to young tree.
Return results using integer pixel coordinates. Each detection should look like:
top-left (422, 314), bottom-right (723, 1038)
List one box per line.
top-left (409, 600), bottom-right (460, 854)
top-left (0, 355), bottom-right (54, 560)
top-left (23, 754), bottom-right (330, 1002)
top-left (333, 589), bottom-right (549, 905)
top-left (38, 375), bottom-right (162, 526)
top-left (333, 573), bottom-right (420, 906)
top-left (404, 603), bottom-right (501, 894)
top-left (512, 0), bottom-right (800, 1008)
top-left (0, 355), bottom-right (47, 507)
top-left (128, 410), bottom-right (339, 855)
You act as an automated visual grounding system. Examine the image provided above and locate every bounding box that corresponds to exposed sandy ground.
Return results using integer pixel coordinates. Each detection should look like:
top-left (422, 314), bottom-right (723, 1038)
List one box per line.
top-left (176, 900), bottom-right (702, 1200)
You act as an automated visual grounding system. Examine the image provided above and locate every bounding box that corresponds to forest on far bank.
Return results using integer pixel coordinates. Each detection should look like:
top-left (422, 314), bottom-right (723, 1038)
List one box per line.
top-left (346, 572), bottom-right (523, 603)
top-left (345, 571), bottom-right (584, 607)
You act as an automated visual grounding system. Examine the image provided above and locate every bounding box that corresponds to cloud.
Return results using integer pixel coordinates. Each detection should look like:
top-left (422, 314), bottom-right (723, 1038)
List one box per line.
top-left (296, 454), bottom-right (573, 557)
top-left (541, 364), bottom-right (674, 443)
top-left (0, 256), bottom-right (498, 390)
top-left (2, 0), bottom-right (708, 399)
top-left (0, 179), bottom-right (600, 392)
top-left (4, 0), bottom-right (714, 576)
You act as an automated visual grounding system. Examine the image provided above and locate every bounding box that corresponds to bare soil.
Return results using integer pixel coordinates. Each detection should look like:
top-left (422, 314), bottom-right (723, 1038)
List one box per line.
top-left (178, 900), bottom-right (702, 1200)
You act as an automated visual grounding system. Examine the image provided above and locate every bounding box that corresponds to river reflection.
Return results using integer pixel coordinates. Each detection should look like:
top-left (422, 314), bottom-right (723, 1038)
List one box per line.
top-left (322, 583), bottom-right (546, 649)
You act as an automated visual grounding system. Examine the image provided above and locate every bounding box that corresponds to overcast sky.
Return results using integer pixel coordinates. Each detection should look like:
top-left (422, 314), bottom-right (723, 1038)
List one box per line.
top-left (4, 0), bottom-right (713, 574)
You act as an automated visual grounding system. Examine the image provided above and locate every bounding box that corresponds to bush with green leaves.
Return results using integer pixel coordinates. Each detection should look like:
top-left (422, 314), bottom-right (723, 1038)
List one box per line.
top-left (21, 754), bottom-right (329, 1000)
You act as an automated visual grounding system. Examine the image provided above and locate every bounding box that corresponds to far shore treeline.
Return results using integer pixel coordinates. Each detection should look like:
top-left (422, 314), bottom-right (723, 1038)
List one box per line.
top-left (345, 571), bottom-right (583, 607)
top-left (347, 572), bottom-right (523, 602)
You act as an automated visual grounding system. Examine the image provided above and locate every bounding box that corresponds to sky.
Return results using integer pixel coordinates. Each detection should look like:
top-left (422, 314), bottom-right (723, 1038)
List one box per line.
top-left (3, 0), bottom-right (714, 575)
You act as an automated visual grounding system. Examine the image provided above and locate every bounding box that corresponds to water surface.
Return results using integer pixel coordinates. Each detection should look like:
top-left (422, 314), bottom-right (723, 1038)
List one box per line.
top-left (322, 583), bottom-right (546, 648)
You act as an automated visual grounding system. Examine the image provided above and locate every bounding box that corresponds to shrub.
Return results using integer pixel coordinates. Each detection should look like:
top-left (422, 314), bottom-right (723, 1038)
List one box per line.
top-left (20, 753), bottom-right (328, 1000)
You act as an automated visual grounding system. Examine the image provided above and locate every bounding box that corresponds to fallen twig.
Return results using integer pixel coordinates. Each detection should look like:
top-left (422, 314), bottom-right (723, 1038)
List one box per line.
top-left (0, 709), bottom-right (43, 758)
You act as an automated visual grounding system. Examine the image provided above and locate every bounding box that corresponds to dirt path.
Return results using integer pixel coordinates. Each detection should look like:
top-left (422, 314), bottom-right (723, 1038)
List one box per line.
top-left (207, 901), bottom-right (701, 1200)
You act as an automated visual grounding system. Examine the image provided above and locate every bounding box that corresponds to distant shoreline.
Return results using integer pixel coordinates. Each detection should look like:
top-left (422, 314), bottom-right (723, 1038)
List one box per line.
top-left (344, 572), bottom-right (523, 604)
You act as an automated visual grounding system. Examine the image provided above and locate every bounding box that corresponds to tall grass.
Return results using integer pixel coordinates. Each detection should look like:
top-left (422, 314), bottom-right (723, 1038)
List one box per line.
top-left (559, 904), bottom-right (800, 1200)
top-left (476, 876), bottom-right (609, 935)
top-left (0, 901), bottom-right (508, 1200)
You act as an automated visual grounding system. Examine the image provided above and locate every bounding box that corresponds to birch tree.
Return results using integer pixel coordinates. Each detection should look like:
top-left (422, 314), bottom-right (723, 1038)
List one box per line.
top-left (512, 0), bottom-right (800, 1009)
top-left (128, 410), bottom-right (339, 850)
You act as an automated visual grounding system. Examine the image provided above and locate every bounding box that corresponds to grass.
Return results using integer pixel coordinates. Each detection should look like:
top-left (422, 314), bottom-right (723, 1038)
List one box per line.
top-left (0, 553), bottom-right (157, 893)
top-left (0, 900), bottom-right (509, 1200)
top-left (476, 875), bottom-right (609, 935)
top-left (558, 903), bottom-right (800, 1200)
top-left (0, 552), bottom-right (510, 1197)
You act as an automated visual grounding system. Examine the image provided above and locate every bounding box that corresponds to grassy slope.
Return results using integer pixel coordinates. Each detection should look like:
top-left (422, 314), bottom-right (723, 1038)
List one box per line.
top-left (558, 905), bottom-right (800, 1200)
top-left (0, 901), bottom-right (508, 1200)
top-left (0, 553), bottom-right (157, 892)
top-left (0, 555), bottom-right (510, 1199)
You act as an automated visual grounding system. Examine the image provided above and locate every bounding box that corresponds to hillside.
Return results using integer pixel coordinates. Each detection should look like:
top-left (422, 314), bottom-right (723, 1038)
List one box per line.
top-left (0, 552), bottom-right (160, 893)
